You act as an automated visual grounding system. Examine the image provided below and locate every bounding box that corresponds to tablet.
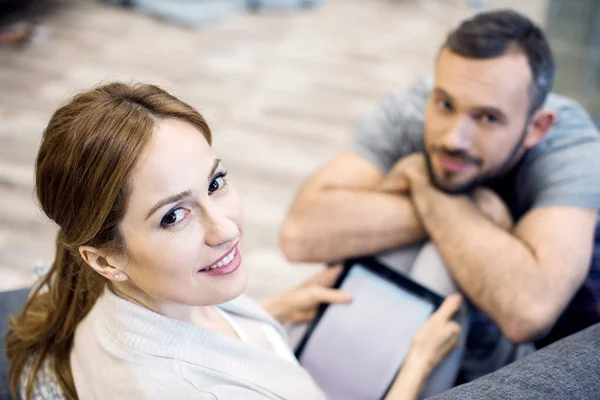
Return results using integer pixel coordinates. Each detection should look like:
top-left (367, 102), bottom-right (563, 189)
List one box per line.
top-left (294, 257), bottom-right (444, 400)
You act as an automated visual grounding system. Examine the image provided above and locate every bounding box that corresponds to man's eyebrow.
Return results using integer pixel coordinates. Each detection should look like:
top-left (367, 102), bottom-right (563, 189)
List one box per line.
top-left (433, 87), bottom-right (455, 103)
top-left (471, 106), bottom-right (508, 122)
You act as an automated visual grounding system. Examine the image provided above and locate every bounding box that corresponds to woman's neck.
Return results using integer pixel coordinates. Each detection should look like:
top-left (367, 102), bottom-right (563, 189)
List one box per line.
top-left (110, 282), bottom-right (239, 338)
top-left (111, 283), bottom-right (210, 322)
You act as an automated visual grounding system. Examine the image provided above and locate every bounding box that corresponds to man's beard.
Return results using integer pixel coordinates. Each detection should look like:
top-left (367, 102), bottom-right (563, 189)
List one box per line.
top-left (424, 126), bottom-right (530, 195)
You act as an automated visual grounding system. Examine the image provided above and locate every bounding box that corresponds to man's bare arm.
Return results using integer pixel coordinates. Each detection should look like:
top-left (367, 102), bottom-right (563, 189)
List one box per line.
top-left (280, 152), bottom-right (426, 263)
top-left (411, 179), bottom-right (596, 343)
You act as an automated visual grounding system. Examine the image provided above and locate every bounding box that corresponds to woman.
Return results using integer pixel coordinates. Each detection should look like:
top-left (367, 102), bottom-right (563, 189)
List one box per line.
top-left (6, 82), bottom-right (461, 400)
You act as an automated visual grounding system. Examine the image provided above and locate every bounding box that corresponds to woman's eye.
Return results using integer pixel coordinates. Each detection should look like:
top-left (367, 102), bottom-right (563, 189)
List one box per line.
top-left (209, 172), bottom-right (228, 194)
top-left (160, 207), bottom-right (189, 227)
top-left (436, 99), bottom-right (452, 112)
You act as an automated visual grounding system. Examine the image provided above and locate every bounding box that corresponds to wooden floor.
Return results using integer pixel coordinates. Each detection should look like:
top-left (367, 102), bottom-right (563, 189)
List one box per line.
top-left (0, 0), bottom-right (547, 298)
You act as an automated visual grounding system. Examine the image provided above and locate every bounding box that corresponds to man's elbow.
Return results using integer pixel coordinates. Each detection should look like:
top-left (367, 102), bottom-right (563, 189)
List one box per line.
top-left (500, 305), bottom-right (557, 344)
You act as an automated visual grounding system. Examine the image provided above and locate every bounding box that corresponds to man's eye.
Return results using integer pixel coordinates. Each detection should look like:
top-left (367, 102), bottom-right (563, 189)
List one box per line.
top-left (478, 114), bottom-right (498, 124)
top-left (161, 207), bottom-right (188, 227)
top-left (209, 172), bottom-right (228, 194)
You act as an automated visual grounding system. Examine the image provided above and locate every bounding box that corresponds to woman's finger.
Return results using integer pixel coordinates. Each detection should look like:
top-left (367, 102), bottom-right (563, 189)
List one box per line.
top-left (447, 321), bottom-right (462, 336)
top-left (438, 335), bottom-right (460, 358)
top-left (432, 294), bottom-right (463, 322)
top-left (443, 322), bottom-right (462, 345)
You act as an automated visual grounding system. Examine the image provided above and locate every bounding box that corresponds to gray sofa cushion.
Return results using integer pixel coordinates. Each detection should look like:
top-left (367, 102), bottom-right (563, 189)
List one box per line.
top-left (429, 322), bottom-right (600, 399)
top-left (0, 289), bottom-right (29, 400)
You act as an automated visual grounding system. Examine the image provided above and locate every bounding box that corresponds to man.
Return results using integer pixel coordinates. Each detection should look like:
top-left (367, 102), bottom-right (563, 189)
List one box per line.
top-left (280, 9), bottom-right (600, 383)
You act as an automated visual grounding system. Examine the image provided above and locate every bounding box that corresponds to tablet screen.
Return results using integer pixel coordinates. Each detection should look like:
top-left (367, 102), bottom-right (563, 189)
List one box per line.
top-left (297, 263), bottom-right (435, 400)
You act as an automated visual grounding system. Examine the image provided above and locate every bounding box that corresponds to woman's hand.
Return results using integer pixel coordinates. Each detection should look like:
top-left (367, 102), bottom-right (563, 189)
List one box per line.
top-left (261, 266), bottom-right (352, 324)
top-left (405, 294), bottom-right (463, 374)
top-left (386, 294), bottom-right (463, 400)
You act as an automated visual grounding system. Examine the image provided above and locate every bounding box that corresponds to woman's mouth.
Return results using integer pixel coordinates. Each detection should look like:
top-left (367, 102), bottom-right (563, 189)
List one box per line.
top-left (198, 243), bottom-right (241, 276)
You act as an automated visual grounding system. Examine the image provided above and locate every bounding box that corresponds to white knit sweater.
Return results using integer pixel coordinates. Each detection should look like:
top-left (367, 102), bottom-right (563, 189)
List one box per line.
top-left (67, 288), bottom-right (324, 399)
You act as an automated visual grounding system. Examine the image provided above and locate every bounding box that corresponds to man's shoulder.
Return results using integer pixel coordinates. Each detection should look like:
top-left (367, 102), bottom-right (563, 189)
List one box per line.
top-left (396, 75), bottom-right (433, 113)
top-left (352, 78), bottom-right (430, 172)
top-left (379, 76), bottom-right (432, 118)
top-left (513, 94), bottom-right (600, 214)
top-left (544, 91), bottom-right (587, 112)
top-left (532, 93), bottom-right (600, 157)
top-left (543, 92), bottom-right (598, 134)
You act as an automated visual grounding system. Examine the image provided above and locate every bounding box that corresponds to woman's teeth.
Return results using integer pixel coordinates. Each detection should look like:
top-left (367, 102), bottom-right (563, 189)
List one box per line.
top-left (203, 248), bottom-right (236, 271)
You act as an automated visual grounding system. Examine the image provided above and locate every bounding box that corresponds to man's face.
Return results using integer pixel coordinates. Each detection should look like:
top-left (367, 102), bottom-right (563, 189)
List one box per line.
top-left (424, 47), bottom-right (533, 194)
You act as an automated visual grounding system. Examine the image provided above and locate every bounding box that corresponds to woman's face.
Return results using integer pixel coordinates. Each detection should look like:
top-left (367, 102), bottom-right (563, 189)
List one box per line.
top-left (115, 118), bottom-right (247, 311)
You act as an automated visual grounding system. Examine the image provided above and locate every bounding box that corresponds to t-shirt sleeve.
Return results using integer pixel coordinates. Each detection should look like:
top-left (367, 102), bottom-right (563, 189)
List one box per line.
top-left (350, 78), bottom-right (430, 173)
top-left (523, 99), bottom-right (600, 211)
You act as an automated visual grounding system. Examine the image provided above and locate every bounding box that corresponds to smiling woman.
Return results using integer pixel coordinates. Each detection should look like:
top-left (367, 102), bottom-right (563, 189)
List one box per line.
top-left (5, 82), bottom-right (462, 400)
top-left (86, 117), bottom-right (250, 312)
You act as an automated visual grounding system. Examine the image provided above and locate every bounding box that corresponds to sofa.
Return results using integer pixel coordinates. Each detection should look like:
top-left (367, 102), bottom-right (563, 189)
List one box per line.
top-left (429, 322), bottom-right (600, 399)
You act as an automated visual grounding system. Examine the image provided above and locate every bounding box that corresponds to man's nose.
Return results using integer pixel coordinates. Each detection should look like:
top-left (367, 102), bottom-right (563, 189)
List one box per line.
top-left (440, 116), bottom-right (474, 151)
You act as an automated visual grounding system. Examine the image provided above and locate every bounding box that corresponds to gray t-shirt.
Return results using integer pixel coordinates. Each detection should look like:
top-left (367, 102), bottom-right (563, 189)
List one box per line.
top-left (351, 78), bottom-right (600, 346)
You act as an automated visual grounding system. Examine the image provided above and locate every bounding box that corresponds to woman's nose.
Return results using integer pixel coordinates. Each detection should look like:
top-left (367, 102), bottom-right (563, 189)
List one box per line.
top-left (202, 206), bottom-right (239, 247)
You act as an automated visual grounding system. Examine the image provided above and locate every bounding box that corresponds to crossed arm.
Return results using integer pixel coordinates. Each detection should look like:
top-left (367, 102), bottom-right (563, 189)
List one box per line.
top-left (281, 152), bottom-right (597, 342)
top-left (280, 152), bottom-right (427, 263)
top-left (406, 160), bottom-right (595, 342)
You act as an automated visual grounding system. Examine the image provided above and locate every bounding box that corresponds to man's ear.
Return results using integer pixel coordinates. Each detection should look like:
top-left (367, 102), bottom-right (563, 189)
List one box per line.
top-left (79, 246), bottom-right (129, 282)
top-left (523, 109), bottom-right (556, 149)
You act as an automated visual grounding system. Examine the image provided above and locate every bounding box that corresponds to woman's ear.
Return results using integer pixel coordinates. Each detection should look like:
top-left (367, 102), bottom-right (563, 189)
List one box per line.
top-left (523, 109), bottom-right (556, 149)
top-left (79, 246), bottom-right (129, 282)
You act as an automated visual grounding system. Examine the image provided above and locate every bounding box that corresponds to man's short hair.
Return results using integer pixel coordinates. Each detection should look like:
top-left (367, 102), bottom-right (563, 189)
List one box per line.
top-left (444, 10), bottom-right (555, 114)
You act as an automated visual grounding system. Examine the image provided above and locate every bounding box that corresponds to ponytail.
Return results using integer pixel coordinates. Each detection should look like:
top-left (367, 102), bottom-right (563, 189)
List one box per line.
top-left (6, 231), bottom-right (105, 400)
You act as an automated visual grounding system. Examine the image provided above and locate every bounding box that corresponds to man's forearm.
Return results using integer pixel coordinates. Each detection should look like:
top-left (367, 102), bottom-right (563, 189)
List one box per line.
top-left (281, 188), bottom-right (426, 263)
top-left (411, 183), bottom-right (546, 341)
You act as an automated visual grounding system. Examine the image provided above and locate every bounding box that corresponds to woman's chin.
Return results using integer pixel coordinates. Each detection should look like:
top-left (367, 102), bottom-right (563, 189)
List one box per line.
top-left (204, 263), bottom-right (249, 305)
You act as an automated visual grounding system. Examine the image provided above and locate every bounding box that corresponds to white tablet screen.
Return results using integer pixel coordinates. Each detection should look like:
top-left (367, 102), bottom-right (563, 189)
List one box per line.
top-left (297, 264), bottom-right (435, 400)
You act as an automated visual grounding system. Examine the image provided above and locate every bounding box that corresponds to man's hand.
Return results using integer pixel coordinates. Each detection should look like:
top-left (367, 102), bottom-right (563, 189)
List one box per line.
top-left (472, 188), bottom-right (514, 231)
top-left (382, 152), bottom-right (513, 230)
top-left (380, 153), bottom-right (430, 194)
top-left (408, 172), bottom-right (596, 342)
top-left (260, 266), bottom-right (352, 324)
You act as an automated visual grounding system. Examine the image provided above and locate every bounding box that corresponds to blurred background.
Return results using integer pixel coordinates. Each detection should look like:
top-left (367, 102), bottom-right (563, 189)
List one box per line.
top-left (0, 0), bottom-right (596, 299)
